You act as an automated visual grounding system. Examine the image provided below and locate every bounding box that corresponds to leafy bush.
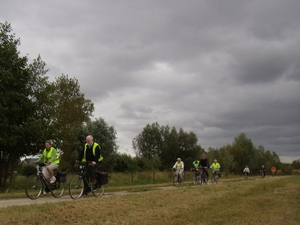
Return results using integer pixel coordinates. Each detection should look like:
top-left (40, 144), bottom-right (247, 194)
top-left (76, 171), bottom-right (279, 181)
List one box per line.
top-left (21, 165), bottom-right (37, 177)
top-left (13, 176), bottom-right (27, 190)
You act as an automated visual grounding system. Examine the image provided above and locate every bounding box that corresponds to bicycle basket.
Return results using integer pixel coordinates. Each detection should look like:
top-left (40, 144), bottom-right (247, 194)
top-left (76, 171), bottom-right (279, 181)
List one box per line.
top-left (55, 172), bottom-right (67, 182)
top-left (96, 171), bottom-right (108, 185)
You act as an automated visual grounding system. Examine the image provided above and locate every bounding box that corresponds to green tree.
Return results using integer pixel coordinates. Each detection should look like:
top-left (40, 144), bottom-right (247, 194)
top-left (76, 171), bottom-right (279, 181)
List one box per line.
top-left (133, 122), bottom-right (204, 170)
top-left (219, 146), bottom-right (235, 176)
top-left (49, 74), bottom-right (94, 169)
top-left (229, 133), bottom-right (256, 174)
top-left (159, 126), bottom-right (180, 169)
top-left (132, 122), bottom-right (162, 159)
top-left (291, 159), bottom-right (300, 169)
top-left (0, 22), bottom-right (47, 187)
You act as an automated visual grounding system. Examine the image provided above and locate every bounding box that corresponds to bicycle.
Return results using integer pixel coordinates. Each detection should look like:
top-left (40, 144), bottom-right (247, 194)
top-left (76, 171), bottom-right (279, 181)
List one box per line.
top-left (244, 172), bottom-right (249, 179)
top-left (212, 170), bottom-right (219, 184)
top-left (261, 170), bottom-right (266, 178)
top-left (69, 162), bottom-right (106, 199)
top-left (172, 168), bottom-right (184, 186)
top-left (199, 167), bottom-right (208, 185)
top-left (191, 168), bottom-right (201, 185)
top-left (25, 163), bottom-right (66, 200)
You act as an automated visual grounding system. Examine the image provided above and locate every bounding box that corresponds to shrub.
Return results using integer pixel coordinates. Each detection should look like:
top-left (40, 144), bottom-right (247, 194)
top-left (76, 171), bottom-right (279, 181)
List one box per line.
top-left (21, 165), bottom-right (37, 177)
top-left (13, 176), bottom-right (27, 190)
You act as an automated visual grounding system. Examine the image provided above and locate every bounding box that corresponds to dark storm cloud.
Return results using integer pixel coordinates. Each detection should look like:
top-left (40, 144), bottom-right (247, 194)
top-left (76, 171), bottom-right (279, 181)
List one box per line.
top-left (1, 0), bottom-right (300, 162)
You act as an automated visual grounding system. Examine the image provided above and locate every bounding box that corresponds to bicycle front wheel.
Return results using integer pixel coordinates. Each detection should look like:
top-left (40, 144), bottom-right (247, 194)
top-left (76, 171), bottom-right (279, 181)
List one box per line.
top-left (69, 174), bottom-right (84, 199)
top-left (51, 181), bottom-right (65, 198)
top-left (25, 175), bottom-right (43, 200)
top-left (213, 175), bottom-right (218, 184)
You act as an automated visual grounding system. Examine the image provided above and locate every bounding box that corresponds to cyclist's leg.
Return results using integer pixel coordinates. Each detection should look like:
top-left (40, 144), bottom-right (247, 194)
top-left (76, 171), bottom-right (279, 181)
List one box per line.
top-left (47, 164), bottom-right (58, 182)
top-left (179, 170), bottom-right (184, 182)
top-left (42, 166), bottom-right (50, 181)
top-left (205, 169), bottom-right (209, 182)
top-left (174, 169), bottom-right (179, 182)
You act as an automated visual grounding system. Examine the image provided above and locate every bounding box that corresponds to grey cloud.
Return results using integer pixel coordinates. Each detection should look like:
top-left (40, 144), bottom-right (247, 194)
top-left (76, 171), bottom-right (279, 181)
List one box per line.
top-left (1, 0), bottom-right (300, 163)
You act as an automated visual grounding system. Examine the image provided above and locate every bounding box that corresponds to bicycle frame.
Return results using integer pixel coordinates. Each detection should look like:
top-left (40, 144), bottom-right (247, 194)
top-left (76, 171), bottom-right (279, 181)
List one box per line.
top-left (199, 167), bottom-right (208, 185)
top-left (212, 171), bottom-right (219, 184)
top-left (191, 168), bottom-right (200, 185)
top-left (25, 163), bottom-right (65, 200)
top-left (69, 162), bottom-right (105, 199)
top-left (173, 168), bottom-right (184, 186)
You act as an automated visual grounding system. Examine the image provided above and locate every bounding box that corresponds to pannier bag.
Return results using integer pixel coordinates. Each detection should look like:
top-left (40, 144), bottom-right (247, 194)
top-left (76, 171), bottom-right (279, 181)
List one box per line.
top-left (96, 171), bottom-right (108, 185)
top-left (56, 172), bottom-right (67, 182)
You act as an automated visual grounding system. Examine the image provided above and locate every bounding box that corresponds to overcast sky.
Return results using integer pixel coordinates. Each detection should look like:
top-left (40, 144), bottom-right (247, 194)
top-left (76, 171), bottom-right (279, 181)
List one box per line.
top-left (1, 0), bottom-right (299, 163)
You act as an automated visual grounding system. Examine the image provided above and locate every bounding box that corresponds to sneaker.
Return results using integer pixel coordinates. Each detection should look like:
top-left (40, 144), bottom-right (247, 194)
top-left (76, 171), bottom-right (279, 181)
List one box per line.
top-left (49, 176), bottom-right (56, 184)
top-left (43, 189), bottom-right (47, 195)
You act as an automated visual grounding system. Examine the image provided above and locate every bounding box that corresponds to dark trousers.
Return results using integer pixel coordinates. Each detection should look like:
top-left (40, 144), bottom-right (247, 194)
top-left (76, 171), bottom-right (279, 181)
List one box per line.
top-left (83, 162), bottom-right (101, 193)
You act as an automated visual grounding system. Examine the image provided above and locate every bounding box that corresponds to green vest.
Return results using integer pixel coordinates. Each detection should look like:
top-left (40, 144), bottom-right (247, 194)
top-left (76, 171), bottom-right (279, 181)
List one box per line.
top-left (82, 142), bottom-right (103, 162)
top-left (43, 147), bottom-right (60, 164)
top-left (211, 163), bottom-right (220, 171)
top-left (176, 162), bottom-right (182, 168)
top-left (193, 161), bottom-right (200, 168)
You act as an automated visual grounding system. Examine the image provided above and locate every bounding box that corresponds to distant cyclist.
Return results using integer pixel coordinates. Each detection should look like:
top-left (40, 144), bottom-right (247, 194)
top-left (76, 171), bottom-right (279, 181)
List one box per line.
top-left (243, 165), bottom-right (250, 179)
top-left (191, 159), bottom-right (200, 170)
top-left (191, 159), bottom-right (200, 183)
top-left (200, 155), bottom-right (210, 180)
top-left (172, 158), bottom-right (184, 182)
top-left (260, 165), bottom-right (266, 178)
top-left (271, 166), bottom-right (276, 177)
top-left (210, 159), bottom-right (221, 179)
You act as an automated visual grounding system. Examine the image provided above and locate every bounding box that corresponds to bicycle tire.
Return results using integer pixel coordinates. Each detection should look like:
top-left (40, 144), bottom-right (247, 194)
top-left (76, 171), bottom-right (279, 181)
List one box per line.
top-left (212, 173), bottom-right (218, 184)
top-left (51, 181), bottom-right (65, 198)
top-left (69, 174), bottom-right (84, 199)
top-left (92, 184), bottom-right (106, 198)
top-left (25, 175), bottom-right (43, 200)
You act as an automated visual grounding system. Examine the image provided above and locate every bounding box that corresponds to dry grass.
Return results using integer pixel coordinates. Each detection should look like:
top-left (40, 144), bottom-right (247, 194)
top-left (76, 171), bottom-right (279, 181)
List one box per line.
top-left (0, 176), bottom-right (299, 225)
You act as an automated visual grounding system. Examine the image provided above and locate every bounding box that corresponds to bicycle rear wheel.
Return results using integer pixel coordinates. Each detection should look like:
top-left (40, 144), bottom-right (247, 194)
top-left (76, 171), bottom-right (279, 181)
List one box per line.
top-left (69, 174), bottom-right (84, 199)
top-left (92, 184), bottom-right (106, 198)
top-left (25, 175), bottom-right (43, 200)
top-left (51, 181), bottom-right (65, 198)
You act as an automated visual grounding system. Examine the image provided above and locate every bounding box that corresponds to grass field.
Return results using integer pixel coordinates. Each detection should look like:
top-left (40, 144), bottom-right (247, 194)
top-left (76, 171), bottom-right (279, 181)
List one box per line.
top-left (0, 175), bottom-right (299, 225)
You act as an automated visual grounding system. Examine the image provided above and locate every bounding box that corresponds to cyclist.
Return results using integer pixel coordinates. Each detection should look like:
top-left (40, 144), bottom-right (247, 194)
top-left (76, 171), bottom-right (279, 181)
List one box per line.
top-left (260, 165), bottom-right (266, 178)
top-left (210, 159), bottom-right (221, 180)
top-left (243, 165), bottom-right (250, 178)
top-left (200, 155), bottom-right (210, 181)
top-left (35, 140), bottom-right (60, 184)
top-left (77, 135), bottom-right (103, 194)
top-left (271, 166), bottom-right (276, 177)
top-left (191, 159), bottom-right (200, 170)
top-left (191, 159), bottom-right (200, 183)
top-left (172, 158), bottom-right (184, 182)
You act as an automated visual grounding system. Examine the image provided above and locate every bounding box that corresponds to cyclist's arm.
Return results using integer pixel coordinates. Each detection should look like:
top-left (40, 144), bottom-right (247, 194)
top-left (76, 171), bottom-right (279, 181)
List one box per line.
top-left (35, 150), bottom-right (45, 163)
top-left (172, 162), bottom-right (177, 169)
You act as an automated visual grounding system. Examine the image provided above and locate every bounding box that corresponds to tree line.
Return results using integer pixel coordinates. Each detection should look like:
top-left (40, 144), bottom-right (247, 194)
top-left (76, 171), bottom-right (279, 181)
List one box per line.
top-left (1, 22), bottom-right (298, 189)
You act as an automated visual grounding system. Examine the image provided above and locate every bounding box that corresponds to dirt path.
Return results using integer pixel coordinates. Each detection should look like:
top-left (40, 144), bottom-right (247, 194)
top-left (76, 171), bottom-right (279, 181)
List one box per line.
top-left (0, 186), bottom-right (181, 208)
